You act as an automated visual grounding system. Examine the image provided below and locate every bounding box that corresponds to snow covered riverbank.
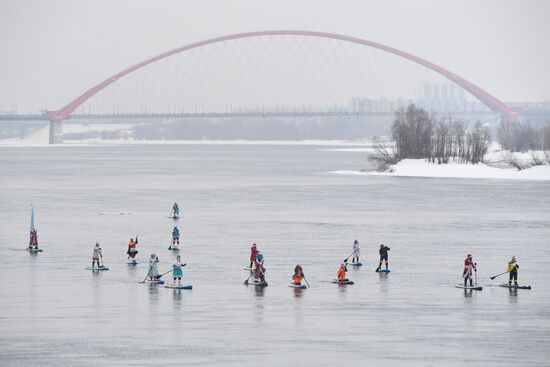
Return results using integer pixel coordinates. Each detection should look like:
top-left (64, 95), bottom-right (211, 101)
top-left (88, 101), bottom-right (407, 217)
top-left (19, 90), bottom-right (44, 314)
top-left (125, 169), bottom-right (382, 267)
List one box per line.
top-left (334, 158), bottom-right (550, 181)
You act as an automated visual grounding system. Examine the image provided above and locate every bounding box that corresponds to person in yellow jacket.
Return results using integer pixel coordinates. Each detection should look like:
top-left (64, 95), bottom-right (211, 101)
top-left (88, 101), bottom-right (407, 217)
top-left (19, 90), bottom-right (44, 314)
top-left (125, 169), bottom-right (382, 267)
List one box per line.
top-left (507, 256), bottom-right (519, 286)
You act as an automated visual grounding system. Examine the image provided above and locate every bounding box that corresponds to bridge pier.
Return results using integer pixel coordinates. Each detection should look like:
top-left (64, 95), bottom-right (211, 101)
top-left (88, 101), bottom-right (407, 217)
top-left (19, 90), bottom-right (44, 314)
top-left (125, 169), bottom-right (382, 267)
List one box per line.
top-left (48, 120), bottom-right (63, 144)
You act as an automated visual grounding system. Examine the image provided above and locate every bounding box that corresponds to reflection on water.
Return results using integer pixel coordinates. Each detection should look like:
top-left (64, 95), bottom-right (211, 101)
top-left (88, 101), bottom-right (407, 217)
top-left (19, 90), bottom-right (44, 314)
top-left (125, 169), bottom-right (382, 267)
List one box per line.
top-left (254, 285), bottom-right (266, 297)
top-left (508, 288), bottom-right (519, 303)
top-left (171, 289), bottom-right (183, 304)
top-left (147, 284), bottom-right (161, 304)
top-left (462, 289), bottom-right (474, 299)
top-left (293, 287), bottom-right (304, 298)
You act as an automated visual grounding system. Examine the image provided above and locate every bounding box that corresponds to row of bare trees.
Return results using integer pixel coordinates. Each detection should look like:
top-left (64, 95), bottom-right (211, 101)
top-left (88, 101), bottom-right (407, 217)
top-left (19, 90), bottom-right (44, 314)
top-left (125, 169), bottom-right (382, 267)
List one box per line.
top-left (370, 105), bottom-right (490, 171)
top-left (496, 119), bottom-right (550, 152)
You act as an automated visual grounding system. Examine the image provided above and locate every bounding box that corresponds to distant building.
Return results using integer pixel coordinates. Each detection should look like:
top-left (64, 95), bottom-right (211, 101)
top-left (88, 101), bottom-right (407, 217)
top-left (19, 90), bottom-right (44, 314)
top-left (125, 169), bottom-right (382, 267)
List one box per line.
top-left (349, 97), bottom-right (412, 113)
top-left (417, 82), bottom-right (468, 113)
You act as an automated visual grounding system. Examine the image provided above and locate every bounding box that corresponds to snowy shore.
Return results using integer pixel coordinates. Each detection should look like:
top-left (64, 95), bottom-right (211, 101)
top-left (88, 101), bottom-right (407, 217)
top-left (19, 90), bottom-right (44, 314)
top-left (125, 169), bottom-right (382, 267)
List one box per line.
top-left (334, 158), bottom-right (550, 181)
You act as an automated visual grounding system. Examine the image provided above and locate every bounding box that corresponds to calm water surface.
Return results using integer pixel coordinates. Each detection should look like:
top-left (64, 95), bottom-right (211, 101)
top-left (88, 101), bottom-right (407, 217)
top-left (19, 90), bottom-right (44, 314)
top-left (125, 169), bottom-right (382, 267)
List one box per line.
top-left (0, 143), bottom-right (549, 366)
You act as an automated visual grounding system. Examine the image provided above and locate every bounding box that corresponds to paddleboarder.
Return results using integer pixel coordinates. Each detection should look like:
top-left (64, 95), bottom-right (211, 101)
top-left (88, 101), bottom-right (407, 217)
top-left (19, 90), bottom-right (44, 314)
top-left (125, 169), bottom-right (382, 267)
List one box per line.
top-left (508, 256), bottom-right (519, 286)
top-left (376, 244), bottom-right (390, 272)
top-left (254, 253), bottom-right (266, 283)
top-left (291, 264), bottom-right (305, 286)
top-left (127, 237), bottom-right (138, 260)
top-left (249, 243), bottom-right (259, 269)
top-left (337, 262), bottom-right (349, 282)
top-left (351, 240), bottom-right (361, 264)
top-left (172, 255), bottom-right (187, 286)
top-left (172, 202), bottom-right (180, 218)
top-left (462, 254), bottom-right (477, 287)
top-left (92, 242), bottom-right (104, 269)
top-left (171, 226), bottom-right (180, 246)
top-left (148, 253), bottom-right (160, 280)
top-left (29, 226), bottom-right (38, 250)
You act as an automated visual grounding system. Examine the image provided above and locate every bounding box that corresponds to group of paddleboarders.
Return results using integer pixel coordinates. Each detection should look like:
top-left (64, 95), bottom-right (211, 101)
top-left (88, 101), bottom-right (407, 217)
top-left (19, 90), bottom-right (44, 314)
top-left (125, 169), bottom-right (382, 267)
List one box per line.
top-left (143, 253), bottom-right (187, 285)
top-left (460, 254), bottom-right (526, 289)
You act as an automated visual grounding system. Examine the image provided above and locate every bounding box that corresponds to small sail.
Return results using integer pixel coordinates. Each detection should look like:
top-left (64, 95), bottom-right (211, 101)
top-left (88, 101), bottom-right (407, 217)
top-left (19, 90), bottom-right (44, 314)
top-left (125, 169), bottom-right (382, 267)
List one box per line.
top-left (30, 206), bottom-right (35, 230)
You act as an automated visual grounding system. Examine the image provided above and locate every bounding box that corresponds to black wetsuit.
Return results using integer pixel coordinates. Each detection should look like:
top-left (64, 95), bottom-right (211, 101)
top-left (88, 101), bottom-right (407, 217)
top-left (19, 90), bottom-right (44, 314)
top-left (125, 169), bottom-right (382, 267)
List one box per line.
top-left (379, 246), bottom-right (390, 261)
top-left (509, 263), bottom-right (519, 285)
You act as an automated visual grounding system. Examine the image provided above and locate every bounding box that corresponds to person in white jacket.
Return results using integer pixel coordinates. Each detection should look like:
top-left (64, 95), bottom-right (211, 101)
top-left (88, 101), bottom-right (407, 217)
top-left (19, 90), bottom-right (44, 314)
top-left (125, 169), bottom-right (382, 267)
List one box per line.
top-left (92, 243), bottom-right (103, 268)
top-left (352, 240), bottom-right (361, 264)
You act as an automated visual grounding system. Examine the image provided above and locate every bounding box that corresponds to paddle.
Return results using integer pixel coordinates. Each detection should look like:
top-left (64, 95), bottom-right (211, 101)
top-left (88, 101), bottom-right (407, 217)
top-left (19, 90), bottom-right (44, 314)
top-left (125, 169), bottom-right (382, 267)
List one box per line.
top-left (490, 271), bottom-right (508, 280)
top-left (303, 274), bottom-right (311, 288)
top-left (343, 251), bottom-right (355, 263)
top-left (244, 271), bottom-right (254, 285)
top-left (158, 263), bottom-right (186, 279)
top-left (140, 268), bottom-right (152, 283)
top-left (475, 268), bottom-right (478, 287)
top-left (140, 263), bottom-right (186, 283)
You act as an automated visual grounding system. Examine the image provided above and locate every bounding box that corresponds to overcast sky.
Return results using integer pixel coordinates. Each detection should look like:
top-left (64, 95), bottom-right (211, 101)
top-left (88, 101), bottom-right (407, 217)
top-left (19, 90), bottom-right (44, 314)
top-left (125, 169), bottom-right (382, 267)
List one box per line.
top-left (1, 0), bottom-right (549, 113)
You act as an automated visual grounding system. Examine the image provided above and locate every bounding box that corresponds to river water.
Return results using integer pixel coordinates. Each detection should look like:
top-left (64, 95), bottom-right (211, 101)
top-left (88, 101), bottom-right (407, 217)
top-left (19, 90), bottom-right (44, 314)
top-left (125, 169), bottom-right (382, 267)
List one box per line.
top-left (0, 143), bottom-right (549, 366)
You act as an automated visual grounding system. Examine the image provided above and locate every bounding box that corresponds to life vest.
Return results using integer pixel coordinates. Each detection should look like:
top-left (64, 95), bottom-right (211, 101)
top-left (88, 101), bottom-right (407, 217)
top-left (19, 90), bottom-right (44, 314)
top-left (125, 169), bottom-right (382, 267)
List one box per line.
top-left (507, 262), bottom-right (517, 272)
top-left (293, 274), bottom-right (303, 284)
top-left (128, 240), bottom-right (136, 248)
top-left (337, 266), bottom-right (347, 280)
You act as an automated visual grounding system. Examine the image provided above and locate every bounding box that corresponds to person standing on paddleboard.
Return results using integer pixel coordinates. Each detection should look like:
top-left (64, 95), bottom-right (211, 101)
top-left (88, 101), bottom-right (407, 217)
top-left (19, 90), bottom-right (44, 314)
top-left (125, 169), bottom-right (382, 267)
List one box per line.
top-left (351, 240), bottom-right (361, 264)
top-left (29, 226), bottom-right (38, 250)
top-left (508, 256), bottom-right (519, 286)
top-left (254, 253), bottom-right (266, 283)
top-left (337, 263), bottom-right (349, 282)
top-left (172, 226), bottom-right (180, 246)
top-left (172, 255), bottom-right (187, 286)
top-left (92, 243), bottom-right (103, 268)
top-left (292, 265), bottom-right (305, 286)
top-left (376, 244), bottom-right (390, 272)
top-left (249, 243), bottom-right (259, 268)
top-left (172, 202), bottom-right (180, 218)
top-left (462, 254), bottom-right (477, 287)
top-left (127, 237), bottom-right (138, 260)
top-left (148, 253), bottom-right (160, 280)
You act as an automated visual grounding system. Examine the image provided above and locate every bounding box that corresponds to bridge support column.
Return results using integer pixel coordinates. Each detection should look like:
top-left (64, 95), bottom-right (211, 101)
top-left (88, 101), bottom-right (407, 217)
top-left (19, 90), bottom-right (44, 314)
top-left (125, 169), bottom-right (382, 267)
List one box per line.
top-left (48, 119), bottom-right (63, 144)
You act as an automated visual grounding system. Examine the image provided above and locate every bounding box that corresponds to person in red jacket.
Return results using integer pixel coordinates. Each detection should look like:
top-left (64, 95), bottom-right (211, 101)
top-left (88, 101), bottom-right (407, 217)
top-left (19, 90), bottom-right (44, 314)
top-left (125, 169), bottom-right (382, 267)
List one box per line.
top-left (462, 254), bottom-right (477, 287)
top-left (249, 243), bottom-right (259, 268)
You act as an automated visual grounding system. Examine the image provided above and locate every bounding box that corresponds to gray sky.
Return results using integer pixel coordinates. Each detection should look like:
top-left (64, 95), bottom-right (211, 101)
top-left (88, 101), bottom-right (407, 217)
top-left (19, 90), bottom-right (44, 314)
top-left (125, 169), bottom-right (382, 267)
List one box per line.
top-left (1, 0), bottom-right (549, 113)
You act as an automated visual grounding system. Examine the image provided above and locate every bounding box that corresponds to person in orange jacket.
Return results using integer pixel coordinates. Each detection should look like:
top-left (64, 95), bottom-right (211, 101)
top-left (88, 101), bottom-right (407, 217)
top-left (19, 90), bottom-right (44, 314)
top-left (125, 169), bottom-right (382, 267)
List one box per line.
top-left (127, 236), bottom-right (138, 260)
top-left (337, 263), bottom-right (348, 282)
top-left (292, 265), bottom-right (305, 285)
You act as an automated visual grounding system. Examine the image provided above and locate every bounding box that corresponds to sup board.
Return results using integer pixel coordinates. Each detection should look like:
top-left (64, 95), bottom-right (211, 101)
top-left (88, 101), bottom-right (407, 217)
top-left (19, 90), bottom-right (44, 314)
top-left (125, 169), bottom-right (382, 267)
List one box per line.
top-left (350, 262), bottom-right (363, 267)
top-left (376, 269), bottom-right (391, 273)
top-left (455, 285), bottom-right (483, 290)
top-left (332, 279), bottom-right (354, 285)
top-left (27, 248), bottom-right (43, 253)
top-left (85, 266), bottom-right (109, 271)
top-left (171, 215), bottom-right (179, 220)
top-left (165, 284), bottom-right (192, 290)
top-left (127, 260), bottom-right (138, 265)
top-left (248, 280), bottom-right (268, 287)
top-left (499, 284), bottom-right (531, 290)
top-left (145, 279), bottom-right (165, 285)
top-left (169, 246), bottom-right (180, 251)
top-left (288, 283), bottom-right (307, 289)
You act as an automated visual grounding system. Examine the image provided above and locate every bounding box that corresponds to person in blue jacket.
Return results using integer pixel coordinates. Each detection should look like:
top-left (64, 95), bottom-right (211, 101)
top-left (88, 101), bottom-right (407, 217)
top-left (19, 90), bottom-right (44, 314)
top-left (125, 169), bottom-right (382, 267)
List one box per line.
top-left (172, 202), bottom-right (180, 218)
top-left (172, 226), bottom-right (180, 246)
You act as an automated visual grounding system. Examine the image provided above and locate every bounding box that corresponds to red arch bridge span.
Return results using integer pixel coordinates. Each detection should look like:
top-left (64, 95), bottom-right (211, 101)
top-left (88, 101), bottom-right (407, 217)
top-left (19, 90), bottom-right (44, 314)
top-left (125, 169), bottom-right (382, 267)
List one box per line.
top-left (44, 30), bottom-right (518, 143)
